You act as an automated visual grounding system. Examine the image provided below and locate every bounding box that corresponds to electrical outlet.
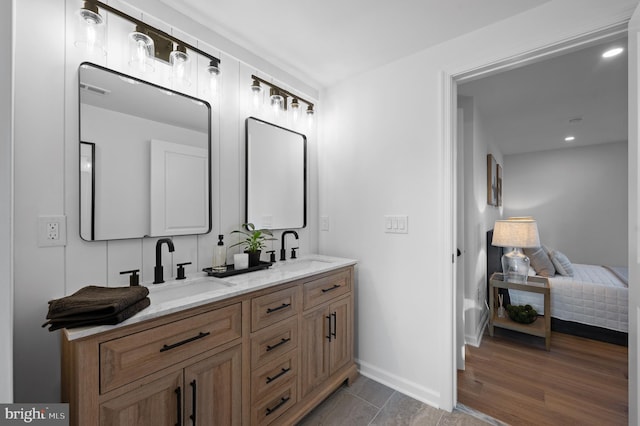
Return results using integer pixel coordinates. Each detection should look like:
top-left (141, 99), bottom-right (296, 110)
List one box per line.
top-left (320, 216), bottom-right (330, 231)
top-left (47, 222), bottom-right (59, 240)
top-left (38, 215), bottom-right (67, 247)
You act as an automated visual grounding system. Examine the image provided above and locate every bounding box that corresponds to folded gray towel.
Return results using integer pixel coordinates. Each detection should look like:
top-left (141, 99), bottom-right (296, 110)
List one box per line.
top-left (43, 297), bottom-right (150, 331)
top-left (46, 285), bottom-right (149, 319)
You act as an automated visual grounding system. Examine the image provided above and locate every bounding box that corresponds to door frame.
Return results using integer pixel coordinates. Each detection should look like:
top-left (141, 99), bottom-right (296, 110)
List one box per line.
top-left (445, 21), bottom-right (631, 411)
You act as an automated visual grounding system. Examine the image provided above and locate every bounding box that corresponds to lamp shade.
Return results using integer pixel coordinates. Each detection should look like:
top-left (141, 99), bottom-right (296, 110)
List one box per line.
top-left (492, 219), bottom-right (540, 248)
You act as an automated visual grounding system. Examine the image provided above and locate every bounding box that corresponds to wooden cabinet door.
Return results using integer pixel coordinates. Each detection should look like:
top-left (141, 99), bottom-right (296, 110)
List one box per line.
top-left (329, 297), bottom-right (351, 374)
top-left (184, 345), bottom-right (242, 426)
top-left (100, 371), bottom-right (182, 426)
top-left (301, 306), bottom-right (330, 397)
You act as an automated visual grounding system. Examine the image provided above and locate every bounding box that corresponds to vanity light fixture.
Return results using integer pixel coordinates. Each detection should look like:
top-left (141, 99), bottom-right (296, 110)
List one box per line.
top-left (250, 74), bottom-right (316, 127)
top-left (80, 1), bottom-right (221, 87)
top-left (75, 0), bottom-right (106, 55)
top-left (564, 135), bottom-right (575, 142)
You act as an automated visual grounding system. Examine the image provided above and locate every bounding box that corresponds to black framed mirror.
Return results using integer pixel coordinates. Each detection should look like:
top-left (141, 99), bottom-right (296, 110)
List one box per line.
top-left (245, 117), bottom-right (306, 230)
top-left (79, 62), bottom-right (212, 241)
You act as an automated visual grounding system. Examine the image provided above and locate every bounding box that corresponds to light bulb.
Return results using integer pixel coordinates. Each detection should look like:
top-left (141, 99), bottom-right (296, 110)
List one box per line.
top-left (270, 89), bottom-right (284, 119)
top-left (250, 80), bottom-right (262, 109)
top-left (291, 99), bottom-right (300, 122)
top-left (128, 28), bottom-right (154, 76)
top-left (306, 105), bottom-right (315, 127)
top-left (602, 47), bottom-right (624, 58)
top-left (75, 2), bottom-right (105, 55)
top-left (207, 60), bottom-right (220, 98)
top-left (170, 46), bottom-right (191, 90)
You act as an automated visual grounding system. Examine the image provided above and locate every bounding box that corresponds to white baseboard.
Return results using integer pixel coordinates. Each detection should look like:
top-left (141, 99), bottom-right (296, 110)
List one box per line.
top-left (465, 310), bottom-right (488, 347)
top-left (356, 359), bottom-right (442, 409)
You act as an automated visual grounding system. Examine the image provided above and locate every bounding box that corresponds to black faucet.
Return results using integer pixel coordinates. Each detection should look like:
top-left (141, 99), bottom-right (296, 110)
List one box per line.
top-left (154, 238), bottom-right (175, 284)
top-left (280, 230), bottom-right (299, 261)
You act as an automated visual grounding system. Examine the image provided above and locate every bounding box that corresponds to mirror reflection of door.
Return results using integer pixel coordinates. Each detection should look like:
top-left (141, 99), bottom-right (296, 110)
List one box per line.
top-left (150, 139), bottom-right (209, 236)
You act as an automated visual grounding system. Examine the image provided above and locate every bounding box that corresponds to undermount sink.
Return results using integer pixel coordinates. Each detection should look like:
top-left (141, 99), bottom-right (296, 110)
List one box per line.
top-left (149, 277), bottom-right (235, 304)
top-left (271, 257), bottom-right (335, 272)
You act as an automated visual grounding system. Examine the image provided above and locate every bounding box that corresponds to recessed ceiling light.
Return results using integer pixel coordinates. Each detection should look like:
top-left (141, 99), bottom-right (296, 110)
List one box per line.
top-left (564, 136), bottom-right (575, 142)
top-left (602, 47), bottom-right (624, 58)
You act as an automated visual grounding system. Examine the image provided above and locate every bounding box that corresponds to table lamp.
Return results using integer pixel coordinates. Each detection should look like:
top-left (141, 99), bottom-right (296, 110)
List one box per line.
top-left (491, 218), bottom-right (541, 284)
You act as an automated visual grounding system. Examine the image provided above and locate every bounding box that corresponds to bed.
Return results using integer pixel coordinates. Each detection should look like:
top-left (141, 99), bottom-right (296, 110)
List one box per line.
top-left (486, 230), bottom-right (628, 345)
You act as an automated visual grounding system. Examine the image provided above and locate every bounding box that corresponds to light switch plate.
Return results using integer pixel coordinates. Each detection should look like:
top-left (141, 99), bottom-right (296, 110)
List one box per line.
top-left (384, 215), bottom-right (408, 234)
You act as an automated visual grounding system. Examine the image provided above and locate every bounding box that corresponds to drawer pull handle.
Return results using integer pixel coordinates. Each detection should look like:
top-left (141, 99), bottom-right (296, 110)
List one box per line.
top-left (160, 331), bottom-right (210, 352)
top-left (190, 380), bottom-right (197, 425)
top-left (266, 367), bottom-right (291, 384)
top-left (326, 315), bottom-right (332, 342)
top-left (265, 396), bottom-right (290, 416)
top-left (321, 284), bottom-right (341, 293)
top-left (266, 337), bottom-right (291, 352)
top-left (175, 386), bottom-right (182, 426)
top-left (266, 302), bottom-right (291, 314)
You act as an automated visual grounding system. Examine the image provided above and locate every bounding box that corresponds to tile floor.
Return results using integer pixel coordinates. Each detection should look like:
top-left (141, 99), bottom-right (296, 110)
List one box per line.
top-left (297, 376), bottom-right (504, 426)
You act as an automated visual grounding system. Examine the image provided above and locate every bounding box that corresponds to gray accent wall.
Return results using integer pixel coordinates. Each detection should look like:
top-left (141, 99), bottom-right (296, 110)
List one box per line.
top-left (504, 141), bottom-right (628, 266)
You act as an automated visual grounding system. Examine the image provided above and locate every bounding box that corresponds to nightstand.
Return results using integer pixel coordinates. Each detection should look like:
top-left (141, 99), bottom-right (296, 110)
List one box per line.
top-left (488, 272), bottom-right (551, 350)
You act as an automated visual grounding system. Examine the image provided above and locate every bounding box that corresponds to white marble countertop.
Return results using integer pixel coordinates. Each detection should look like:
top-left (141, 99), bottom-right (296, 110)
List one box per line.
top-left (64, 254), bottom-right (357, 341)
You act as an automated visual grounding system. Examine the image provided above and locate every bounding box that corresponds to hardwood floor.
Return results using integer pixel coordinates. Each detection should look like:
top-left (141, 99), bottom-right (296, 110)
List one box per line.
top-left (457, 328), bottom-right (628, 426)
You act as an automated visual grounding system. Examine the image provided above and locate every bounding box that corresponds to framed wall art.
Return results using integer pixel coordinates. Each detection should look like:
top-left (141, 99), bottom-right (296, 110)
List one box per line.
top-left (487, 154), bottom-right (497, 206)
top-left (497, 163), bottom-right (502, 206)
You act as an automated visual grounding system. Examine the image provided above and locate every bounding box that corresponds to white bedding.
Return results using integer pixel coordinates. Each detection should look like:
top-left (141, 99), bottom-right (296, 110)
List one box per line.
top-left (508, 264), bottom-right (628, 333)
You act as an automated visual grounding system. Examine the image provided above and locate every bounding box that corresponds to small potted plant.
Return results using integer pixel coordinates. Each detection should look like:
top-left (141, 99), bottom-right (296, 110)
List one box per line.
top-left (230, 223), bottom-right (276, 267)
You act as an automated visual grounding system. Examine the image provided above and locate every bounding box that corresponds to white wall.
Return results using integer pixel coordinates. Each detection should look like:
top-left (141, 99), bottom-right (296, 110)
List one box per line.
top-left (459, 96), bottom-right (503, 346)
top-left (1, 0), bottom-right (14, 403)
top-left (320, 0), bottom-right (638, 410)
top-left (13, 0), bottom-right (318, 402)
top-left (504, 142), bottom-right (628, 266)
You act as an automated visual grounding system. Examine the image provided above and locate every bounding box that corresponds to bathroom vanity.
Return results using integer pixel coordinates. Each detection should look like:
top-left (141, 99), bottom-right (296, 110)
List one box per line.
top-left (61, 255), bottom-right (357, 426)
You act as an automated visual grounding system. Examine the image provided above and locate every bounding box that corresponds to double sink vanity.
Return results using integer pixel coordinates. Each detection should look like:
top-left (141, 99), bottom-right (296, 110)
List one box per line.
top-left (61, 255), bottom-right (357, 425)
top-left (72, 52), bottom-right (340, 425)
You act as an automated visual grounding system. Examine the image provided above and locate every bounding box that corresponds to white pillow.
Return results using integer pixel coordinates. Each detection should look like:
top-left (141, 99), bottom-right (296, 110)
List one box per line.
top-left (524, 246), bottom-right (556, 277)
top-left (549, 249), bottom-right (574, 276)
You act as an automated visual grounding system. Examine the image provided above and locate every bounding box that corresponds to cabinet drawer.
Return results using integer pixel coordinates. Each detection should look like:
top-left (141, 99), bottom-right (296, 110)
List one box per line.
top-left (303, 269), bottom-right (351, 309)
top-left (252, 381), bottom-right (297, 426)
top-left (251, 317), bottom-right (298, 368)
top-left (251, 350), bottom-right (298, 403)
top-left (251, 286), bottom-right (300, 332)
top-left (100, 303), bottom-right (241, 394)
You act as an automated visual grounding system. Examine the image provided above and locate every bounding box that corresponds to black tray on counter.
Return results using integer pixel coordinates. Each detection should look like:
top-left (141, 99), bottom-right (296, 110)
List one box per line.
top-left (203, 261), bottom-right (273, 278)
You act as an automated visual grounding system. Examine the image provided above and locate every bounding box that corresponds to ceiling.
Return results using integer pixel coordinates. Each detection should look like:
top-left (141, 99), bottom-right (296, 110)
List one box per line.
top-left (457, 37), bottom-right (628, 156)
top-left (80, 64), bottom-right (209, 134)
top-left (159, 0), bottom-right (548, 88)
